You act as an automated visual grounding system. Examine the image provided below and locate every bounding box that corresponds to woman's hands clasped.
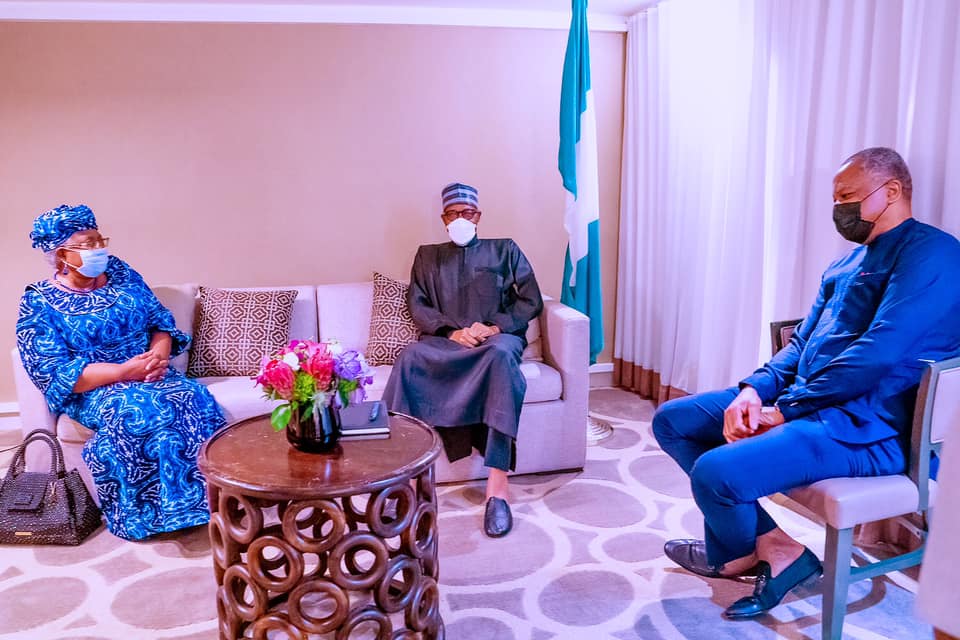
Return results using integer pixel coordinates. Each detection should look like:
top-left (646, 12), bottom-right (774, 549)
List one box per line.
top-left (142, 333), bottom-right (172, 382)
top-left (121, 350), bottom-right (169, 383)
top-left (122, 332), bottom-right (172, 383)
top-left (73, 332), bottom-right (173, 392)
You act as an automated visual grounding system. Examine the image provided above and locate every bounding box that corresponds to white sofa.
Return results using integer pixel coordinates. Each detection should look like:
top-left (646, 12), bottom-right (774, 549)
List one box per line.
top-left (12, 282), bottom-right (589, 496)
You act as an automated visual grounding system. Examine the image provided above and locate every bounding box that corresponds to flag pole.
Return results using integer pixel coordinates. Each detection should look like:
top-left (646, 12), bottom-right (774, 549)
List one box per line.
top-left (559, 0), bottom-right (612, 445)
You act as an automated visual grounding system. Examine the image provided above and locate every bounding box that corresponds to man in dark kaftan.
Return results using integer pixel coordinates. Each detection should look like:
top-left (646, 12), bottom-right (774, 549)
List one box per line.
top-left (382, 182), bottom-right (543, 538)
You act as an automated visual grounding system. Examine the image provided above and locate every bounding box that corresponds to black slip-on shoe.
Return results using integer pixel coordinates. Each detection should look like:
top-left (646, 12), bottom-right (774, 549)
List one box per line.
top-left (723, 548), bottom-right (823, 619)
top-left (664, 539), bottom-right (760, 582)
top-left (483, 497), bottom-right (512, 538)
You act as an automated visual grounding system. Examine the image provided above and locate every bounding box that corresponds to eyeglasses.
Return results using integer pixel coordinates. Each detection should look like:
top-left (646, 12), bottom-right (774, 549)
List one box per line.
top-left (442, 209), bottom-right (481, 223)
top-left (62, 237), bottom-right (110, 251)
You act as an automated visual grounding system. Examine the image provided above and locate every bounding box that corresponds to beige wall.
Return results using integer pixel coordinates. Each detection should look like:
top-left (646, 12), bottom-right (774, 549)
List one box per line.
top-left (0, 21), bottom-right (623, 405)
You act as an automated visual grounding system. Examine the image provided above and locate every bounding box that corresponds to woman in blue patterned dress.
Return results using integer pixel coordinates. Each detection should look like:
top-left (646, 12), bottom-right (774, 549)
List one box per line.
top-left (16, 204), bottom-right (226, 540)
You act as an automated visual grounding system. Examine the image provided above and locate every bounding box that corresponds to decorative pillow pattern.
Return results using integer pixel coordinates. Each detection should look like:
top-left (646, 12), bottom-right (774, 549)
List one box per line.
top-left (366, 273), bottom-right (421, 366)
top-left (187, 287), bottom-right (298, 377)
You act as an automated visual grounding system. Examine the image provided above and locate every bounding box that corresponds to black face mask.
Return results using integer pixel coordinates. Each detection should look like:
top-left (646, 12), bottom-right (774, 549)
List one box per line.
top-left (832, 181), bottom-right (891, 244)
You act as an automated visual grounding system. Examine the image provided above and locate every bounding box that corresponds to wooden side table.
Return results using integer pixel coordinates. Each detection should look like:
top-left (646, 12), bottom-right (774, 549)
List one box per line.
top-left (198, 412), bottom-right (444, 640)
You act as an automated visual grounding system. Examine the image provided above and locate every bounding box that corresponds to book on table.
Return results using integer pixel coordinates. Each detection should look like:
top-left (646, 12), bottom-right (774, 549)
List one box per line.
top-left (339, 400), bottom-right (390, 438)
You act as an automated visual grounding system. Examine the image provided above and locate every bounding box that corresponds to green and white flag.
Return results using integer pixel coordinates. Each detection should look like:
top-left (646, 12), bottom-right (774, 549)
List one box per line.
top-left (559, 0), bottom-right (604, 364)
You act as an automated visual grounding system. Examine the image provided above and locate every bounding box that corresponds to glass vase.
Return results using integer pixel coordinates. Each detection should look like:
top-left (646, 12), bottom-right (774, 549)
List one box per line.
top-left (286, 402), bottom-right (341, 453)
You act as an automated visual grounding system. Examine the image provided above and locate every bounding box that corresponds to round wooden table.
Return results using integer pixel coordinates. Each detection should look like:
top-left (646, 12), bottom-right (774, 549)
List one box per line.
top-left (198, 412), bottom-right (444, 640)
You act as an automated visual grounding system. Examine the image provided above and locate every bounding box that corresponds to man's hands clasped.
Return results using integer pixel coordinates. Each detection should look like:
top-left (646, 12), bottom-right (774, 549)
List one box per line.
top-left (449, 322), bottom-right (501, 348)
top-left (723, 386), bottom-right (785, 443)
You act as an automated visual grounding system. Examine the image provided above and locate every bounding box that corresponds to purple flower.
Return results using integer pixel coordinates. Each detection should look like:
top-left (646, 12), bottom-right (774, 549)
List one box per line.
top-left (334, 350), bottom-right (364, 380)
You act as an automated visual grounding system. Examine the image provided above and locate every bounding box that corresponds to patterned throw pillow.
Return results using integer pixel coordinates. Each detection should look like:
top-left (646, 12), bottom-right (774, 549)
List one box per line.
top-left (366, 273), bottom-right (421, 366)
top-left (186, 287), bottom-right (298, 377)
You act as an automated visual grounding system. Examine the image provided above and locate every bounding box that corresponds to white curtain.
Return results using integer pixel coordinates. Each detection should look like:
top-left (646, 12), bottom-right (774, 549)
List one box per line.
top-left (615, 0), bottom-right (960, 398)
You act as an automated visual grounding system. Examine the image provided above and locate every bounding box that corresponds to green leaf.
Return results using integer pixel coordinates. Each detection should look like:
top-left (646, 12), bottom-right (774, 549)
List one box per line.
top-left (271, 404), bottom-right (292, 432)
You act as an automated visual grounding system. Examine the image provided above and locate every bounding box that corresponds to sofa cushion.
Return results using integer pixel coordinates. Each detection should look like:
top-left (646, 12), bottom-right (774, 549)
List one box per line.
top-left (366, 272), bottom-right (421, 366)
top-left (519, 361), bottom-right (562, 403)
top-left (57, 414), bottom-right (93, 444)
top-left (55, 359), bottom-right (560, 445)
top-left (521, 293), bottom-right (552, 362)
top-left (151, 283), bottom-right (199, 374)
top-left (187, 287), bottom-right (298, 377)
top-left (197, 376), bottom-right (281, 425)
top-left (317, 282), bottom-right (374, 353)
top-left (364, 365), bottom-right (393, 402)
top-left (523, 317), bottom-right (543, 361)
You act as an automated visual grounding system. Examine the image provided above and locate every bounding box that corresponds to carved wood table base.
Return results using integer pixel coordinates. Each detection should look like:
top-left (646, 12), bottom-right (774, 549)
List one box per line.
top-left (199, 413), bottom-right (443, 640)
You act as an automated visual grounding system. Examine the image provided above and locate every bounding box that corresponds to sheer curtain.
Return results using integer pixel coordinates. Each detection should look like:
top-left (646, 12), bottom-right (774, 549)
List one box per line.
top-left (615, 0), bottom-right (960, 402)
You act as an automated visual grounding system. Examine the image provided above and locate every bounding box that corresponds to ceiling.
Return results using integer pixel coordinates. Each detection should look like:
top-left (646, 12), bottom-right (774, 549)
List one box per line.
top-left (0, 0), bottom-right (657, 30)
top-left (70, 0), bottom-right (653, 12)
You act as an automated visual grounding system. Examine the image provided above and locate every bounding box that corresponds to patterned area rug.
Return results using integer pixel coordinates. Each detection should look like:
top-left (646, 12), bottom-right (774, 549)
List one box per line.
top-left (0, 390), bottom-right (930, 639)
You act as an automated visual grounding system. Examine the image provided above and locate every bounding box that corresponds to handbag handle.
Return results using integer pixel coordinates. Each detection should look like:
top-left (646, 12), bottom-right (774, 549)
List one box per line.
top-left (5, 429), bottom-right (67, 481)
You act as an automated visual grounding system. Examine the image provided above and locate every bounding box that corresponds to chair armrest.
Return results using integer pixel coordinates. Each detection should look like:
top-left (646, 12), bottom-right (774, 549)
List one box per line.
top-left (10, 347), bottom-right (56, 439)
top-left (539, 300), bottom-right (589, 404)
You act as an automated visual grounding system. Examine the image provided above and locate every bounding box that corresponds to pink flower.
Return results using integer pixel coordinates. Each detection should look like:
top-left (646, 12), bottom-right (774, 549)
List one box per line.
top-left (302, 340), bottom-right (323, 358)
top-left (257, 359), bottom-right (296, 400)
top-left (303, 346), bottom-right (335, 390)
top-left (258, 339), bottom-right (375, 411)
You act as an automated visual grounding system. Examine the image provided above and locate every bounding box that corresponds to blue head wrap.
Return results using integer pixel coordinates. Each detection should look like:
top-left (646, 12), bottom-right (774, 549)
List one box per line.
top-left (441, 182), bottom-right (479, 209)
top-left (30, 204), bottom-right (98, 252)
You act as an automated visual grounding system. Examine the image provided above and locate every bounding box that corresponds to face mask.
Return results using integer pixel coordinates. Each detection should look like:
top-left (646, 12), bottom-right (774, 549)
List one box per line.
top-left (446, 217), bottom-right (477, 246)
top-left (832, 181), bottom-right (891, 244)
top-left (66, 248), bottom-right (110, 278)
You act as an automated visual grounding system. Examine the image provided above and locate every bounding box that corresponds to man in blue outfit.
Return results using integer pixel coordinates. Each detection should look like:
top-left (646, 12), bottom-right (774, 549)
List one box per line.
top-left (654, 148), bottom-right (960, 619)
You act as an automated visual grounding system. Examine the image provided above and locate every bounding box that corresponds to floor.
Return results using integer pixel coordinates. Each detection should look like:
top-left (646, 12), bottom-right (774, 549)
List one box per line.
top-left (0, 390), bottom-right (931, 639)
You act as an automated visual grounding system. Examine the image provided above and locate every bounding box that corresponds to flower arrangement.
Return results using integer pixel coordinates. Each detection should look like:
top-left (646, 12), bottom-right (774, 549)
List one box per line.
top-left (255, 339), bottom-right (374, 432)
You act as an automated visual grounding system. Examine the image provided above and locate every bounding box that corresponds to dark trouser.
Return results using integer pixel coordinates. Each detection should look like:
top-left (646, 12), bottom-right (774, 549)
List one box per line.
top-left (652, 387), bottom-right (906, 567)
top-left (437, 424), bottom-right (516, 472)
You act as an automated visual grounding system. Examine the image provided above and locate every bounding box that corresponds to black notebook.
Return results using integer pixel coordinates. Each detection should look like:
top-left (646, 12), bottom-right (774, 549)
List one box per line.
top-left (339, 400), bottom-right (390, 436)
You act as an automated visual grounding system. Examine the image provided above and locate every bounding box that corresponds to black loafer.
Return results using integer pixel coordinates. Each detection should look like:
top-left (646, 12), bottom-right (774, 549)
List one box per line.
top-left (664, 539), bottom-right (760, 582)
top-left (723, 547), bottom-right (823, 619)
top-left (484, 497), bottom-right (512, 538)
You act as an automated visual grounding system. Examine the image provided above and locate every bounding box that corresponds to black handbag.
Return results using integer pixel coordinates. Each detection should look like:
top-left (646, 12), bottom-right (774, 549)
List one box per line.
top-left (0, 429), bottom-right (102, 545)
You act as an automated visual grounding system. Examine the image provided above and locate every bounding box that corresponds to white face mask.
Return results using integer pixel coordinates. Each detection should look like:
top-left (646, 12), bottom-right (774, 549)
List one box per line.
top-left (65, 248), bottom-right (110, 278)
top-left (446, 217), bottom-right (477, 246)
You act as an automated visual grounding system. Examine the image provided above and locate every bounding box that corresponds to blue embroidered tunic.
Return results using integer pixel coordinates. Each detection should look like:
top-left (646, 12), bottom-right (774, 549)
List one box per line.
top-left (742, 219), bottom-right (960, 445)
top-left (16, 257), bottom-right (226, 540)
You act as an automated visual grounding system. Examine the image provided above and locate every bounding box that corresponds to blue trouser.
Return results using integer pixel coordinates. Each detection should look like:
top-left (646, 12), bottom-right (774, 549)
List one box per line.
top-left (652, 387), bottom-right (906, 567)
